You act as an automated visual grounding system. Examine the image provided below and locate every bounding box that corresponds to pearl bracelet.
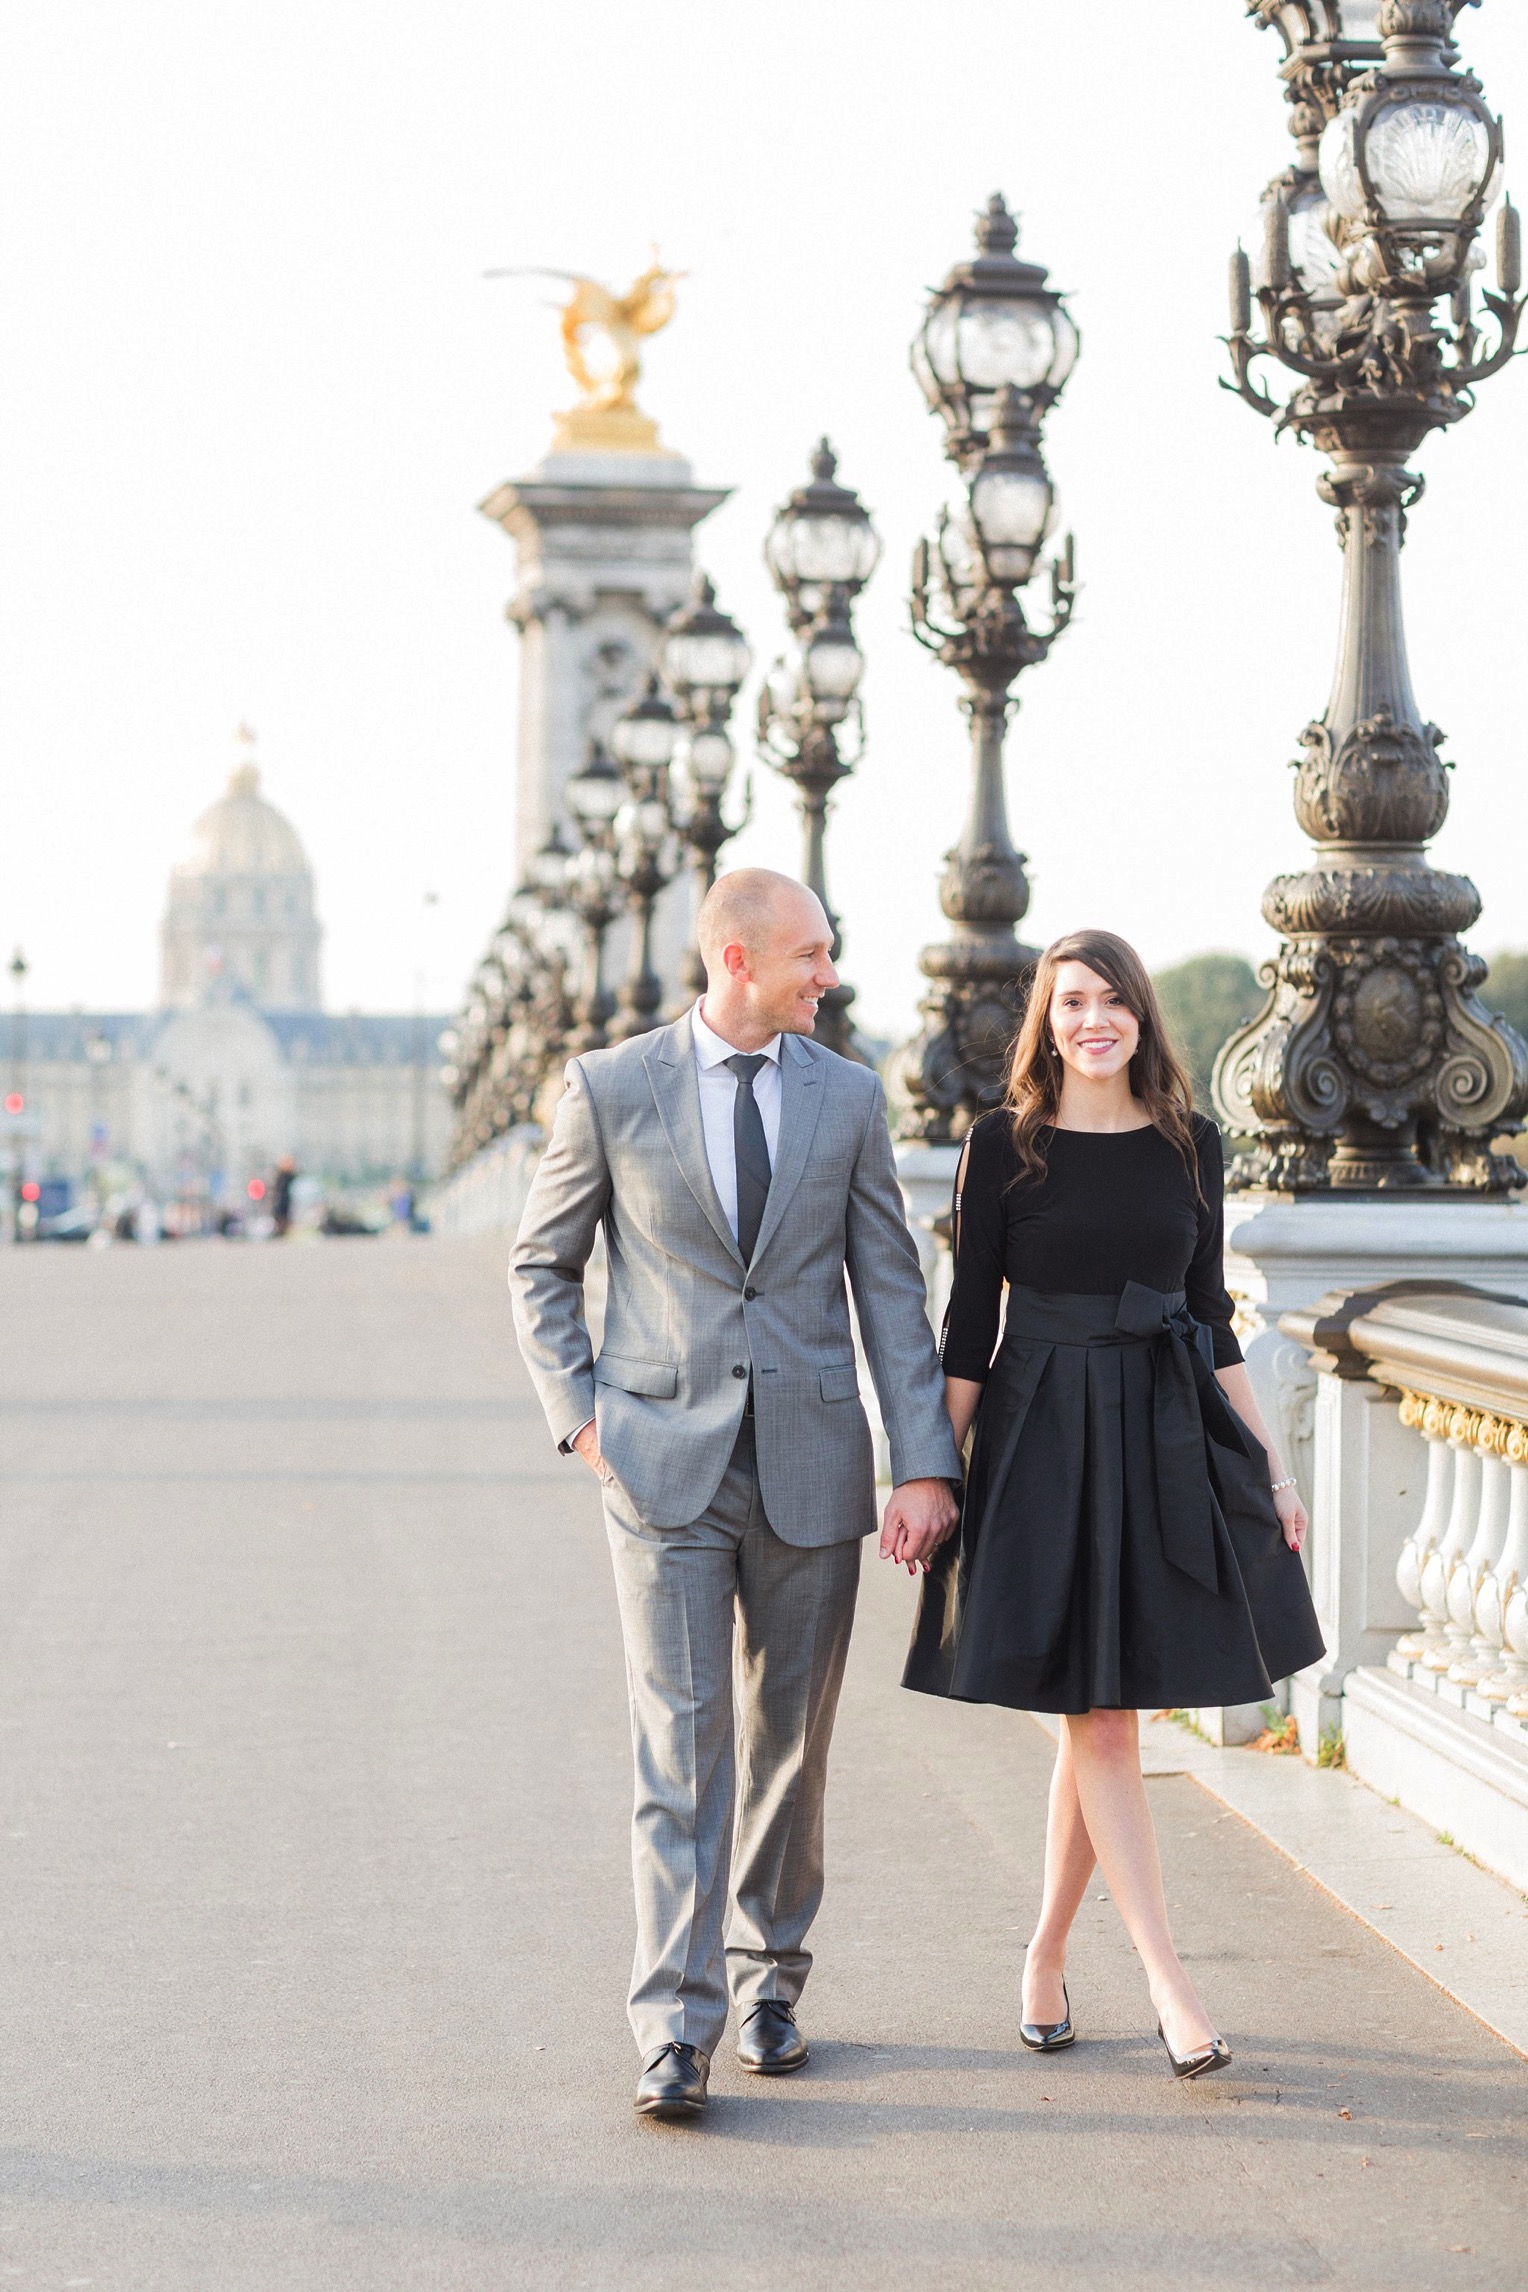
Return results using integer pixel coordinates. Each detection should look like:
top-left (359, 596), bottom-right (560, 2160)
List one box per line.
top-left (1270, 1475), bottom-right (1297, 1494)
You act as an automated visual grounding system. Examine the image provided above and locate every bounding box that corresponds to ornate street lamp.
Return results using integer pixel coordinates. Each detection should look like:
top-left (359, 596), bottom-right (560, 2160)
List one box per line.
top-left (911, 192), bottom-right (1079, 473)
top-left (891, 193), bottom-right (1079, 1141)
top-left (660, 575), bottom-right (752, 1001)
top-left (1217, 0), bottom-right (1528, 1192)
top-left (609, 676), bottom-right (682, 1039)
top-left (758, 440), bottom-right (881, 1059)
top-left (441, 825), bottom-right (580, 1166)
top-left (561, 745), bottom-right (625, 1051)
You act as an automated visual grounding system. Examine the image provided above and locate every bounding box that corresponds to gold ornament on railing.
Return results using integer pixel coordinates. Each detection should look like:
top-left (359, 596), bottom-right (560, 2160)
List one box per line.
top-left (1397, 1386), bottom-right (1528, 1457)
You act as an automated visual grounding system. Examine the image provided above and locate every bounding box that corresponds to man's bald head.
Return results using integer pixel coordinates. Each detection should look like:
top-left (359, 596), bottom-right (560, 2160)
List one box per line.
top-left (695, 869), bottom-right (838, 1045)
top-left (697, 869), bottom-right (825, 968)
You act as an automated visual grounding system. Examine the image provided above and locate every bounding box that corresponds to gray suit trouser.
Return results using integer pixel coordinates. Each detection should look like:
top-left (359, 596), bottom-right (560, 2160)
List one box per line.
top-left (601, 1418), bottom-right (861, 2064)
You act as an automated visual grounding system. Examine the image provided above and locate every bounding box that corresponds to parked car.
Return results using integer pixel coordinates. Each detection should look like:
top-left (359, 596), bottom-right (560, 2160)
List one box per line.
top-left (37, 1204), bottom-right (96, 1243)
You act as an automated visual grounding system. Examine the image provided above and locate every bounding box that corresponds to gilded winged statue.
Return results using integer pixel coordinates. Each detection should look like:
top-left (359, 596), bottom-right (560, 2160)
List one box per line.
top-left (487, 256), bottom-right (682, 414)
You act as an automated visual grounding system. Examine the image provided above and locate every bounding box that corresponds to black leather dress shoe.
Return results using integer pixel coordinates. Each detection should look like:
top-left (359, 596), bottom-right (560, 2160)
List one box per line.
top-left (635, 2043), bottom-right (710, 2120)
top-left (736, 1999), bottom-right (809, 2075)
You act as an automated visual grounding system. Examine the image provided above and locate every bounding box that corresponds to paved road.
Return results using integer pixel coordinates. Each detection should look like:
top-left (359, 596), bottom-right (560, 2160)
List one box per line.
top-left (2, 1234), bottom-right (1525, 2290)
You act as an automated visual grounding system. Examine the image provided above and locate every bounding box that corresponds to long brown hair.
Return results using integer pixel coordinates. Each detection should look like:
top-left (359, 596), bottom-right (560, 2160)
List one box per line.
top-left (1003, 929), bottom-right (1199, 1186)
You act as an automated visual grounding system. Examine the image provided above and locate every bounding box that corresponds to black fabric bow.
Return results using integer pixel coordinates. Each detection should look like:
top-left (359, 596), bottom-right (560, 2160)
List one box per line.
top-left (1113, 1281), bottom-right (1222, 1595)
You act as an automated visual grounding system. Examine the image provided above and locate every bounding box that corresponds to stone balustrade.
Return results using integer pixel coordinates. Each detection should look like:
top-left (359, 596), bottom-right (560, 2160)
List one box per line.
top-left (1282, 1283), bottom-right (1528, 1891)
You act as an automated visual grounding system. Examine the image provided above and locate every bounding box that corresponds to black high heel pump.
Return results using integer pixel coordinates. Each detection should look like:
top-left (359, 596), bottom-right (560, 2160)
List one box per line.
top-left (1020, 1981), bottom-right (1074, 2053)
top-left (1157, 2019), bottom-right (1231, 2080)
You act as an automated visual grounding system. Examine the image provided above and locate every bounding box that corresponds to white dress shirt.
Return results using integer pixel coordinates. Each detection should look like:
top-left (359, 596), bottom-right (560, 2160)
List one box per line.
top-left (691, 999), bottom-right (782, 1241)
top-left (568, 1004), bottom-right (783, 1451)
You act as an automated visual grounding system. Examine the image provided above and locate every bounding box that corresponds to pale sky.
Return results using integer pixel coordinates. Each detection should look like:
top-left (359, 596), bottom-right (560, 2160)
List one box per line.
top-left (1, 1), bottom-right (1525, 1039)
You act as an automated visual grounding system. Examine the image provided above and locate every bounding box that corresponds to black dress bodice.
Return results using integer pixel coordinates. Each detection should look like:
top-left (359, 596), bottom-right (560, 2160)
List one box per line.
top-left (941, 1111), bottom-right (1244, 1382)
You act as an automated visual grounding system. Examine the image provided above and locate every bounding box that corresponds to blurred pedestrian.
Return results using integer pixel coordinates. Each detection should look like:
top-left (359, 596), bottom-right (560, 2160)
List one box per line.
top-left (271, 1156), bottom-right (297, 1237)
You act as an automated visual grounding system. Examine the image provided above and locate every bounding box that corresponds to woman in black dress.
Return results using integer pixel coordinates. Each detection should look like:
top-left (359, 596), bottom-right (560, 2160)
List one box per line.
top-left (896, 929), bottom-right (1323, 2079)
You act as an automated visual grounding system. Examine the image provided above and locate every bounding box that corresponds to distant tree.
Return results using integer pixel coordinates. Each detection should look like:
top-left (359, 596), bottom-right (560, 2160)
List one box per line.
top-left (1152, 953), bottom-right (1263, 1120)
top-left (1481, 952), bottom-right (1528, 1045)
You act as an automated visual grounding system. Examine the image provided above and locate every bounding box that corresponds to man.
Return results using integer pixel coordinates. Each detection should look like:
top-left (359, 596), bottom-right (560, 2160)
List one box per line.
top-left (511, 868), bottom-right (960, 2122)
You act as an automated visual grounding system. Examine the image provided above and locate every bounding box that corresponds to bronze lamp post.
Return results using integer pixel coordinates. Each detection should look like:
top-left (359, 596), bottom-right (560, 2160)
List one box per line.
top-left (891, 195), bottom-right (1079, 1141)
top-left (758, 441), bottom-right (881, 1059)
top-left (1217, 0), bottom-right (1528, 1190)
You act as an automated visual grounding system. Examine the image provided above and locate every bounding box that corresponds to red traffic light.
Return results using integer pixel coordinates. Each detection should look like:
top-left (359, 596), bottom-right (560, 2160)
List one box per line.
top-left (3, 1093), bottom-right (22, 1115)
top-left (247, 1178), bottom-right (266, 1202)
top-left (19, 1181), bottom-right (39, 1203)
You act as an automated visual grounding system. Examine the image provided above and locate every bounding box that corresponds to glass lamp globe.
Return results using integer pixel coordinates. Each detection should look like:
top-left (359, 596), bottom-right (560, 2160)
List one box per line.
top-left (1256, 4), bottom-right (1383, 51)
top-left (564, 746), bottom-right (624, 830)
top-left (1253, 178), bottom-right (1346, 302)
top-left (912, 193), bottom-right (1079, 457)
top-left (765, 440), bottom-right (881, 617)
top-left (611, 678), bottom-right (680, 773)
top-left (970, 468), bottom-right (1054, 585)
top-left (1321, 96), bottom-right (1498, 224)
top-left (966, 388), bottom-right (1056, 588)
top-left (639, 795), bottom-right (671, 844)
top-left (935, 505), bottom-right (983, 618)
top-left (662, 576), bottom-right (752, 707)
top-left (682, 726), bottom-right (734, 797)
top-left (528, 832), bottom-right (571, 899)
top-left (803, 624), bottom-right (865, 713)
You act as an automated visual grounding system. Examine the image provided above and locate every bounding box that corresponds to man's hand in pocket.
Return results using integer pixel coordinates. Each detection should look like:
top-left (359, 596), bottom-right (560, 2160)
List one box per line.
top-left (571, 1419), bottom-right (612, 1484)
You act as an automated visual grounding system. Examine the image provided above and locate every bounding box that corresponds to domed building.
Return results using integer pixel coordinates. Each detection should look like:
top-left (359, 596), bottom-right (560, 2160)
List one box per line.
top-left (161, 759), bottom-right (323, 1010)
top-left (17, 740), bottom-right (452, 1214)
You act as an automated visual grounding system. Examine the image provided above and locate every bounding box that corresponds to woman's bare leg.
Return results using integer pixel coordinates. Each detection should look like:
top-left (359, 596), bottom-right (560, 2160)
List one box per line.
top-left (1062, 1708), bottom-right (1219, 2055)
top-left (1022, 1726), bottom-right (1096, 2024)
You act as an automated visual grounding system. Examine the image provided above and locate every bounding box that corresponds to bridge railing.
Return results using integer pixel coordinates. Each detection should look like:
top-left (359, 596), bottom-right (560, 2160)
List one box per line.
top-left (1281, 1282), bottom-right (1528, 1891)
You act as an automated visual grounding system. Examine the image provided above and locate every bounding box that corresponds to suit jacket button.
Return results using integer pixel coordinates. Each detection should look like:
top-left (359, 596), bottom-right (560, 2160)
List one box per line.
top-left (743, 1286), bottom-right (758, 1301)
top-left (732, 1363), bottom-right (748, 1379)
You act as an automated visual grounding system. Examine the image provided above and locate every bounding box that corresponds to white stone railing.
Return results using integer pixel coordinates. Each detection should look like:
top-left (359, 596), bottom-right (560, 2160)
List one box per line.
top-left (430, 1123), bottom-right (545, 1237)
top-left (1281, 1282), bottom-right (1528, 1888)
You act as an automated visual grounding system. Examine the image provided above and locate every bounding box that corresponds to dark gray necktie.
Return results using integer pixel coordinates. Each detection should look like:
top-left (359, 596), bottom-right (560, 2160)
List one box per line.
top-left (724, 1053), bottom-right (772, 1263)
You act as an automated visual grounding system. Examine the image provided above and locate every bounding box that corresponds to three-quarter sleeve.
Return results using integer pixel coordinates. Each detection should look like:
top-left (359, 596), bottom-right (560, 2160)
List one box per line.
top-left (1185, 1117), bottom-right (1243, 1368)
top-left (940, 1114), bottom-right (1010, 1382)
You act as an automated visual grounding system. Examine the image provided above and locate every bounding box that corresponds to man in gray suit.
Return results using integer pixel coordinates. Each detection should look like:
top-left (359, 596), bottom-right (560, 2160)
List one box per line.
top-left (511, 868), bottom-right (960, 2121)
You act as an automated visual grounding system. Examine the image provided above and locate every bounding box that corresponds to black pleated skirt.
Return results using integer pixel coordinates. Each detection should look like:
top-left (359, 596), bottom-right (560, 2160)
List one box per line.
top-left (902, 1283), bottom-right (1325, 1716)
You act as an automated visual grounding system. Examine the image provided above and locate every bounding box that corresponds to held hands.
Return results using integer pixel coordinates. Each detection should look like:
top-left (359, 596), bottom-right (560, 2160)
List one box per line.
top-left (879, 1477), bottom-right (960, 1576)
top-left (1274, 1480), bottom-right (1308, 1555)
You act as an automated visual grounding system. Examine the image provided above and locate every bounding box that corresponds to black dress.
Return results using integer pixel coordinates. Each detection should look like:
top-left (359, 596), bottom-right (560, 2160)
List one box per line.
top-left (902, 1111), bottom-right (1324, 1715)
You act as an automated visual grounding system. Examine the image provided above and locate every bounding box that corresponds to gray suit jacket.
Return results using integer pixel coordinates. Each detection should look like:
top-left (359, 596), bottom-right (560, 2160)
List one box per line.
top-left (510, 1012), bottom-right (961, 1546)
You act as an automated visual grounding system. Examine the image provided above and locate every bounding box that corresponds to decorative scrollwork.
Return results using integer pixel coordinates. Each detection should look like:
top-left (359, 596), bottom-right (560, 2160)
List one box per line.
top-left (887, 959), bottom-right (1037, 1142)
top-left (1292, 708), bottom-right (1450, 844)
top-left (1262, 864), bottom-right (1478, 937)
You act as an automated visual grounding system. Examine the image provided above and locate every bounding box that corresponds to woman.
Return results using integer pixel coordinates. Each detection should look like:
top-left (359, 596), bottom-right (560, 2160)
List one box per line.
top-left (895, 930), bottom-right (1323, 2080)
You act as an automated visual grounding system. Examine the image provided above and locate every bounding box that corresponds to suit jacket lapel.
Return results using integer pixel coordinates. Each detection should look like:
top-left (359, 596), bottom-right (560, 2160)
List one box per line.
top-left (750, 1035), bottom-right (824, 1266)
top-left (643, 1015), bottom-right (745, 1269)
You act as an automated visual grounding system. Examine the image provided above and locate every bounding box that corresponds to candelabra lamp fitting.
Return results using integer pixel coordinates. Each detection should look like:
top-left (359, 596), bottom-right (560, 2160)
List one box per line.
top-left (609, 676), bottom-right (684, 1039)
top-left (759, 441), bottom-right (881, 1060)
top-left (561, 745), bottom-right (626, 1052)
top-left (891, 193), bottom-right (1080, 1142)
top-left (1217, 0), bottom-right (1528, 1192)
top-left (661, 574), bottom-right (752, 1004)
